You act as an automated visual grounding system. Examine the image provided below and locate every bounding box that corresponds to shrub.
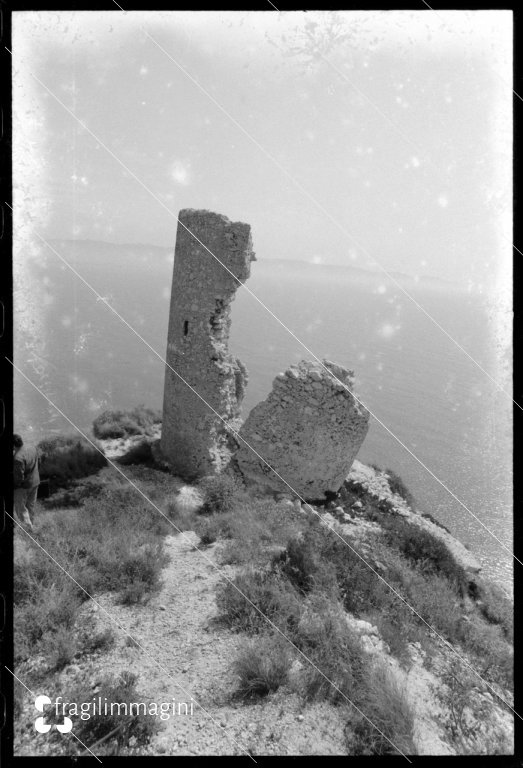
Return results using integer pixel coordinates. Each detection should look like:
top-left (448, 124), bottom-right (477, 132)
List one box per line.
top-left (117, 440), bottom-right (153, 466)
top-left (38, 435), bottom-right (107, 493)
top-left (15, 580), bottom-right (82, 661)
top-left (278, 534), bottom-right (338, 596)
top-left (119, 581), bottom-right (151, 606)
top-left (461, 615), bottom-right (513, 689)
top-left (79, 628), bottom-right (116, 656)
top-left (279, 523), bottom-right (390, 616)
top-left (42, 476), bottom-right (105, 508)
top-left (197, 473), bottom-right (242, 515)
top-left (233, 634), bottom-right (293, 698)
top-left (196, 517), bottom-right (220, 547)
top-left (216, 568), bottom-right (303, 635)
top-left (50, 670), bottom-right (160, 754)
top-left (48, 627), bottom-right (78, 670)
top-left (377, 515), bottom-right (468, 594)
top-left (92, 405), bottom-right (161, 440)
top-left (113, 544), bottom-right (165, 605)
top-left (384, 469), bottom-right (415, 509)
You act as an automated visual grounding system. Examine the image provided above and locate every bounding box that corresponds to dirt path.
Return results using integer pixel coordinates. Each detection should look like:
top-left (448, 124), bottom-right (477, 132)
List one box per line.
top-left (81, 531), bottom-right (347, 756)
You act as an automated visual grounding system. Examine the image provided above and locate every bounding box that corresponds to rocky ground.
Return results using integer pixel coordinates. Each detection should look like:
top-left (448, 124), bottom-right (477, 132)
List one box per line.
top-left (13, 450), bottom-right (514, 758)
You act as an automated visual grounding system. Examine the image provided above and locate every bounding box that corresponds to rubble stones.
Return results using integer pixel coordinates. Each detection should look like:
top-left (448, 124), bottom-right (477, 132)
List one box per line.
top-left (236, 359), bottom-right (370, 500)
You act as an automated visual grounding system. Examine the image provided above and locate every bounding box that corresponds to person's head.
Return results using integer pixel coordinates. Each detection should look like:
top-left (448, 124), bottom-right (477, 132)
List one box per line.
top-left (13, 434), bottom-right (23, 450)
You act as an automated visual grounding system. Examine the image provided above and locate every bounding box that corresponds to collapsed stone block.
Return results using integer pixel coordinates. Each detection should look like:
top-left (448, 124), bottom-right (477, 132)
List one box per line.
top-left (235, 359), bottom-right (370, 500)
top-left (160, 209), bottom-right (256, 479)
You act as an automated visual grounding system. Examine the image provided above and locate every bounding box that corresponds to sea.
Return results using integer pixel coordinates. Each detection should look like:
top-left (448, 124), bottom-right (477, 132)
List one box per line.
top-left (14, 240), bottom-right (513, 593)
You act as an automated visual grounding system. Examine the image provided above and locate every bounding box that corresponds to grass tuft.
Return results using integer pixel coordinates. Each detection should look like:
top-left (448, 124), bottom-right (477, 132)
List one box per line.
top-left (233, 634), bottom-right (293, 698)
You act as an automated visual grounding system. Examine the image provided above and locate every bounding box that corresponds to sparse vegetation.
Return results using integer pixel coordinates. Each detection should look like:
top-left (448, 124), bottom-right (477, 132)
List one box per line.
top-left (92, 405), bottom-right (161, 440)
top-left (380, 517), bottom-right (468, 593)
top-left (48, 671), bottom-right (161, 755)
top-left (436, 658), bottom-right (512, 755)
top-left (14, 424), bottom-right (513, 757)
top-left (217, 568), bottom-right (303, 635)
top-left (14, 481), bottom-right (170, 667)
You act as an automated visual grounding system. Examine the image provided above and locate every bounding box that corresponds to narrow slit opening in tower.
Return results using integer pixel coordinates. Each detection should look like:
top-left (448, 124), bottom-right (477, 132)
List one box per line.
top-left (183, 320), bottom-right (189, 336)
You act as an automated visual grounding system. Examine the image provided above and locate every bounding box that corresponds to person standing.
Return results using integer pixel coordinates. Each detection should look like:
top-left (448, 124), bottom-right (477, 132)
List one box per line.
top-left (13, 434), bottom-right (40, 531)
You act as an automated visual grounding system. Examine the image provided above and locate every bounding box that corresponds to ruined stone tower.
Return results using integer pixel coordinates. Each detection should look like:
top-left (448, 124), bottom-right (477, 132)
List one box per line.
top-left (160, 209), bottom-right (256, 479)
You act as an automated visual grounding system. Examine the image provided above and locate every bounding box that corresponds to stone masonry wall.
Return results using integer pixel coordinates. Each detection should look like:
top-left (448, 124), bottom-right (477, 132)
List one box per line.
top-left (160, 209), bottom-right (256, 479)
top-left (235, 359), bottom-right (370, 500)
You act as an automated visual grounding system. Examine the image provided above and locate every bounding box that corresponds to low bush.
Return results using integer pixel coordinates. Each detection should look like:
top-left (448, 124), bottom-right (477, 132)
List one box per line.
top-left (277, 534), bottom-right (338, 596)
top-left (78, 628), bottom-right (116, 656)
top-left (278, 523), bottom-right (390, 617)
top-left (48, 627), bottom-right (78, 671)
top-left (233, 634), bottom-right (293, 698)
top-left (42, 476), bottom-right (106, 508)
top-left (49, 670), bottom-right (160, 754)
top-left (38, 435), bottom-right (107, 493)
top-left (474, 579), bottom-right (513, 641)
top-left (92, 405), bottom-right (161, 440)
top-left (117, 440), bottom-right (153, 466)
top-left (275, 520), bottom-right (472, 659)
top-left (196, 517), bottom-right (220, 547)
top-left (384, 522), bottom-right (468, 593)
top-left (15, 579), bottom-right (82, 662)
top-left (197, 473), bottom-right (243, 515)
top-left (216, 568), bottom-right (303, 635)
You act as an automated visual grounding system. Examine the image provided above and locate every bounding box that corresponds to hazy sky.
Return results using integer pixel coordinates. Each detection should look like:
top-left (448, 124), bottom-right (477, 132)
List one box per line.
top-left (13, 10), bottom-right (512, 291)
